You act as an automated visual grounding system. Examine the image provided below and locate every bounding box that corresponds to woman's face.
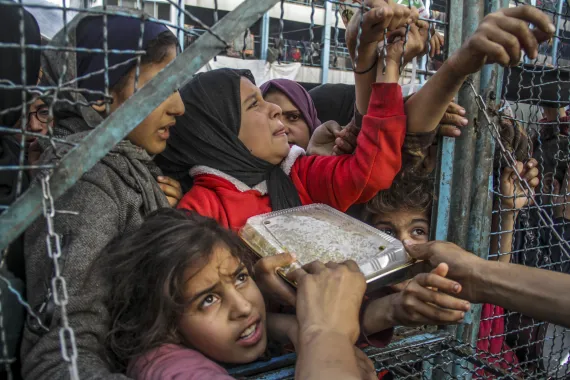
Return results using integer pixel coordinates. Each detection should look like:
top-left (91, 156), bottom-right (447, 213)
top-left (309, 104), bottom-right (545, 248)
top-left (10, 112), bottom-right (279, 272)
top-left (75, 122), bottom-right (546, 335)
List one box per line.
top-left (238, 78), bottom-right (290, 165)
top-left (178, 245), bottom-right (267, 364)
top-left (109, 45), bottom-right (185, 155)
top-left (264, 90), bottom-right (311, 150)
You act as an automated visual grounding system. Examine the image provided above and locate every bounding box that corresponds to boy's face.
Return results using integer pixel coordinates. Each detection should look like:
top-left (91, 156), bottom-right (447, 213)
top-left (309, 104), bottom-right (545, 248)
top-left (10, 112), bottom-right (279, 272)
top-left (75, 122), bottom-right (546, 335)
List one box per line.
top-left (238, 78), bottom-right (291, 165)
top-left (178, 245), bottom-right (267, 364)
top-left (110, 45), bottom-right (185, 155)
top-left (369, 209), bottom-right (430, 245)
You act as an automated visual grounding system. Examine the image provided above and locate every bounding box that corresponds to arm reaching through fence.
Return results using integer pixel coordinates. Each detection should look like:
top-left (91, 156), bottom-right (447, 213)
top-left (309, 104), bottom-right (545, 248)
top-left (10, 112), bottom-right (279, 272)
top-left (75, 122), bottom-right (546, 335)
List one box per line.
top-left (489, 159), bottom-right (539, 263)
top-left (404, 241), bottom-right (570, 329)
top-left (404, 5), bottom-right (555, 135)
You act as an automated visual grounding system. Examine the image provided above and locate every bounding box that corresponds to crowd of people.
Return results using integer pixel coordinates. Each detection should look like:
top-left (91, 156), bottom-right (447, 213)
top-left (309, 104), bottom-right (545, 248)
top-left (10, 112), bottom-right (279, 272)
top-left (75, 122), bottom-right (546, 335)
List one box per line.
top-left (1, 1), bottom-right (570, 379)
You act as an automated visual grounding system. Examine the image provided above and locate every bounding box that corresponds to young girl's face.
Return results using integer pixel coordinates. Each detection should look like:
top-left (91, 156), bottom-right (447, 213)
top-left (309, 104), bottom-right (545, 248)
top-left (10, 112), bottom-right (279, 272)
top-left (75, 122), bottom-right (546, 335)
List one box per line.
top-left (238, 78), bottom-right (291, 165)
top-left (178, 245), bottom-right (267, 364)
top-left (370, 209), bottom-right (430, 245)
top-left (264, 90), bottom-right (311, 150)
top-left (110, 45), bottom-right (185, 155)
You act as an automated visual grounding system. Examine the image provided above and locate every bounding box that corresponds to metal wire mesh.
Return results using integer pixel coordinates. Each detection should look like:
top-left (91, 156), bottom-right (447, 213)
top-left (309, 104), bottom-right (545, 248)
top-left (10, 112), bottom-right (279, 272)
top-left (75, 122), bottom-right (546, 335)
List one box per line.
top-left (1, 0), bottom-right (568, 379)
top-left (473, 0), bottom-right (570, 379)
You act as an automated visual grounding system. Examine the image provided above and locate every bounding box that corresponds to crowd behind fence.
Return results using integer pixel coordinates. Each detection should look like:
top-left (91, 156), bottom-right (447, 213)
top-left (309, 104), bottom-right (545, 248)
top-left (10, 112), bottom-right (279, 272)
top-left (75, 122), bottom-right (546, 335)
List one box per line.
top-left (0, 0), bottom-right (569, 379)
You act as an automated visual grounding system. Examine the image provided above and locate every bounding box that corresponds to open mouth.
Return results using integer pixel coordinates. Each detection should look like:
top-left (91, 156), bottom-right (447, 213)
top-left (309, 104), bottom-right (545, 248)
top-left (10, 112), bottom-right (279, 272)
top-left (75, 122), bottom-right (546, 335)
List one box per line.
top-left (237, 319), bottom-right (263, 347)
top-left (157, 125), bottom-right (171, 140)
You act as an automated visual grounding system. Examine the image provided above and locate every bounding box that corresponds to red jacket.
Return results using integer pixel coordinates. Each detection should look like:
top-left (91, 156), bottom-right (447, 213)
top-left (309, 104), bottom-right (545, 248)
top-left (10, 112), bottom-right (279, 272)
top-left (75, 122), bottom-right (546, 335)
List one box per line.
top-left (178, 83), bottom-right (406, 230)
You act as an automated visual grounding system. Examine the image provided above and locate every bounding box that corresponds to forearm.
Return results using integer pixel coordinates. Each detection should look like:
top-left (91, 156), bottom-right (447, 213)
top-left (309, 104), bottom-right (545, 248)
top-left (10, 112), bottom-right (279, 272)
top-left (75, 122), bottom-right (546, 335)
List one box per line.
top-left (404, 60), bottom-right (466, 133)
top-left (361, 294), bottom-right (396, 335)
top-left (355, 57), bottom-right (400, 115)
top-left (489, 211), bottom-right (517, 262)
top-left (475, 260), bottom-right (570, 328)
top-left (354, 45), bottom-right (379, 115)
top-left (296, 329), bottom-right (361, 380)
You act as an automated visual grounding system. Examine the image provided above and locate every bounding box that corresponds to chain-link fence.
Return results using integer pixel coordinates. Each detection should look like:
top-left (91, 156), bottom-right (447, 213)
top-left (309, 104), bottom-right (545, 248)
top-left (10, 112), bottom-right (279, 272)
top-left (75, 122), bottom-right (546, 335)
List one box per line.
top-left (0, 0), bottom-right (569, 379)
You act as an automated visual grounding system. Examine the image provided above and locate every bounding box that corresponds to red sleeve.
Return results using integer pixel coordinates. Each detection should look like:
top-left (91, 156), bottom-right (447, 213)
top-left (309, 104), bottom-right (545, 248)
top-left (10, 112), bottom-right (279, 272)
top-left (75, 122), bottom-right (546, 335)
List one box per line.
top-left (177, 187), bottom-right (223, 224)
top-left (293, 83), bottom-right (406, 211)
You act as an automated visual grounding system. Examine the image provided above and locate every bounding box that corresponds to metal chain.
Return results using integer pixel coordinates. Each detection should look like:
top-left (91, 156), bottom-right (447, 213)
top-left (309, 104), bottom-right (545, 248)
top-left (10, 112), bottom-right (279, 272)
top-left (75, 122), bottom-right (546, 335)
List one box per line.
top-left (40, 175), bottom-right (79, 380)
top-left (399, 2), bottom-right (413, 75)
top-left (382, 28), bottom-right (388, 75)
top-left (466, 80), bottom-right (570, 261)
top-left (353, 1), bottom-right (364, 71)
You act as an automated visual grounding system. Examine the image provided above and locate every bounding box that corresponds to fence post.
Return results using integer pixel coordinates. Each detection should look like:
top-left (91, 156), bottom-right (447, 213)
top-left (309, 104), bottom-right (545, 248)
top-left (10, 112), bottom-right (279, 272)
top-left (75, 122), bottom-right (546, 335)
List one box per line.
top-left (261, 12), bottom-right (270, 61)
top-left (430, 0), bottom-right (463, 374)
top-left (320, 0), bottom-right (332, 84)
top-left (445, 0), bottom-right (485, 377)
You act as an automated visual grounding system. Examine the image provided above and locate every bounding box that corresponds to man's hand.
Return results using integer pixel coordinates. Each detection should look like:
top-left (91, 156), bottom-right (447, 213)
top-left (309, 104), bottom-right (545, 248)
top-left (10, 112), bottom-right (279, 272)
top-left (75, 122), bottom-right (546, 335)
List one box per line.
top-left (447, 5), bottom-right (555, 76)
top-left (388, 263), bottom-right (470, 326)
top-left (404, 241), bottom-right (488, 303)
top-left (438, 102), bottom-right (468, 137)
top-left (157, 176), bottom-right (183, 207)
top-left (288, 260), bottom-right (366, 344)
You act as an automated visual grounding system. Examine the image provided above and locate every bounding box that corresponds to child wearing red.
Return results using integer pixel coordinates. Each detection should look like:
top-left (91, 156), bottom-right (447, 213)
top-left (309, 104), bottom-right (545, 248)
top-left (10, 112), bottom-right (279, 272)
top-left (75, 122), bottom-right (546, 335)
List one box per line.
top-left (157, 68), bottom-right (406, 231)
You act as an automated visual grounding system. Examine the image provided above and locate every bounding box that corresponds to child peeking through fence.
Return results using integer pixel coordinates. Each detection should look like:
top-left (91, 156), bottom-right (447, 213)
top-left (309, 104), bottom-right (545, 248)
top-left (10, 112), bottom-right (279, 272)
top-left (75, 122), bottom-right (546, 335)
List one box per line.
top-left (22, 11), bottom-right (185, 380)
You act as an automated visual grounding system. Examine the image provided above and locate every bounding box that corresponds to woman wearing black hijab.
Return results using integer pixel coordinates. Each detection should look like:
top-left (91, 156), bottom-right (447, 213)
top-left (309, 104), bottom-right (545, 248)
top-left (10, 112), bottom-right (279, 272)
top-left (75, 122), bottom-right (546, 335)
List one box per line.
top-left (157, 68), bottom-right (407, 231)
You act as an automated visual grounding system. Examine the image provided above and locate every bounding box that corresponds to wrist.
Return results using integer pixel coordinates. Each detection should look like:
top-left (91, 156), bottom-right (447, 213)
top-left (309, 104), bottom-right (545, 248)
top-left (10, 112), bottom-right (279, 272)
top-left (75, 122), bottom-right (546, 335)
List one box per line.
top-left (470, 259), bottom-right (493, 303)
top-left (361, 295), bottom-right (396, 336)
top-left (376, 60), bottom-right (400, 83)
top-left (351, 43), bottom-right (380, 71)
top-left (298, 325), bottom-right (356, 347)
top-left (439, 57), bottom-right (469, 82)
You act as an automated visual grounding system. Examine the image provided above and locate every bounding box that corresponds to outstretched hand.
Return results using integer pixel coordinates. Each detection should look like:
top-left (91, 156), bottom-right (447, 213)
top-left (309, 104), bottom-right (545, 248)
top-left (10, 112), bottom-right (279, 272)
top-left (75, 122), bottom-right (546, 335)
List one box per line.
top-left (448, 6), bottom-right (555, 76)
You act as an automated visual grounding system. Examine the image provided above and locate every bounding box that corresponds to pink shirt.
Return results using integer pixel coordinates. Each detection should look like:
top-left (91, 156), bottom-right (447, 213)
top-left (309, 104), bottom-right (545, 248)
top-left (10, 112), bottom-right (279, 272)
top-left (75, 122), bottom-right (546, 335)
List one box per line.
top-left (127, 344), bottom-right (235, 380)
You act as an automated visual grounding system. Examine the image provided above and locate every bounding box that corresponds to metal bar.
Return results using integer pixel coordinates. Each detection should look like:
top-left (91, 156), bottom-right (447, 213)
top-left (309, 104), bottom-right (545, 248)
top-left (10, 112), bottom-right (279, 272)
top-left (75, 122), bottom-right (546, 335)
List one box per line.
top-left (432, 0), bottom-right (463, 243)
top-left (551, 0), bottom-right (564, 65)
top-left (260, 12), bottom-right (270, 61)
top-left (461, 0), bottom-right (503, 370)
top-left (447, 0), bottom-right (484, 377)
top-left (320, 0), bottom-right (332, 83)
top-left (0, 0), bottom-right (282, 251)
top-left (178, 0), bottom-right (185, 50)
top-left (429, 0), bottom-right (466, 376)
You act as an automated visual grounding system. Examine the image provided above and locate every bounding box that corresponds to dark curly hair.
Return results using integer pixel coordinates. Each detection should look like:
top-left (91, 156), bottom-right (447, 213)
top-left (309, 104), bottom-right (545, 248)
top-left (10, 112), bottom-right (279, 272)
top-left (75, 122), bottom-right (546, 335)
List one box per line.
top-left (95, 208), bottom-right (253, 371)
top-left (362, 175), bottom-right (434, 224)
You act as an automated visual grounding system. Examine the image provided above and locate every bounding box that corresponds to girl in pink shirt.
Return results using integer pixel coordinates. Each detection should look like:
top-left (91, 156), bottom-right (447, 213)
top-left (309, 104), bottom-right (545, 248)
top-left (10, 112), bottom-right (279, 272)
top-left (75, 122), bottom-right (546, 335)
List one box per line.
top-left (98, 208), bottom-right (295, 379)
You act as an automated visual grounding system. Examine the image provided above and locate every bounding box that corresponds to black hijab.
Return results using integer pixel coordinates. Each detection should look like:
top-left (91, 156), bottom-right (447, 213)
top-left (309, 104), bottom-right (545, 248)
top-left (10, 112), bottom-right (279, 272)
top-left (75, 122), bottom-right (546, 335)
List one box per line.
top-left (156, 68), bottom-right (302, 211)
top-left (309, 83), bottom-right (355, 126)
